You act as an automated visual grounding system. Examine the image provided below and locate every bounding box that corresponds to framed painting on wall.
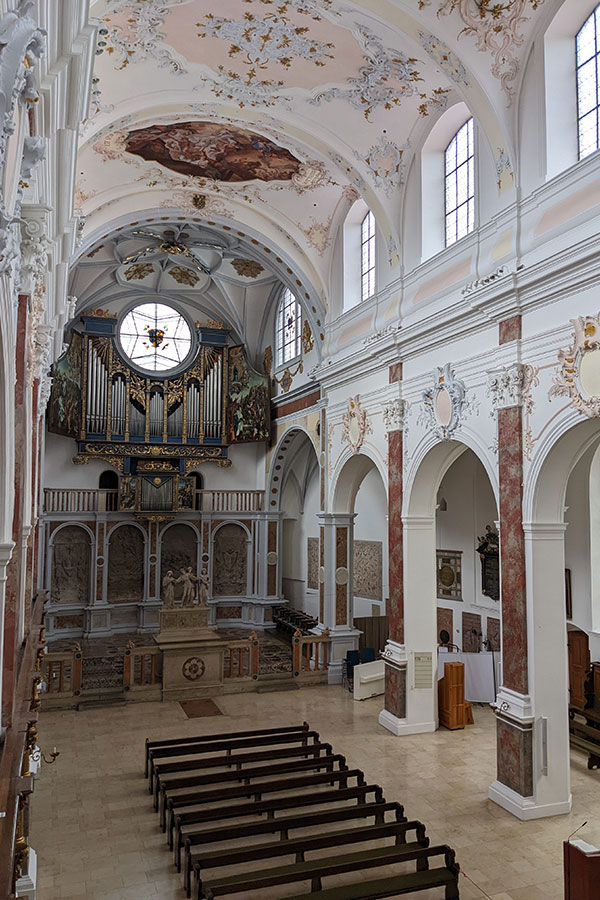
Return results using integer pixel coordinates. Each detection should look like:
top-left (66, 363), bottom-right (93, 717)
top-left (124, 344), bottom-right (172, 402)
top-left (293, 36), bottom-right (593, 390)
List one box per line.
top-left (436, 550), bottom-right (462, 601)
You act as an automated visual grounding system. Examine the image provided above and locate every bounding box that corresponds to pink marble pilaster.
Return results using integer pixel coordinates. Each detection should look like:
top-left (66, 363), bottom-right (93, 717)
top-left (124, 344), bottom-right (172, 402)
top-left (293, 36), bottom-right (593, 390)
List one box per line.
top-left (388, 430), bottom-right (404, 644)
top-left (499, 315), bottom-right (521, 345)
top-left (498, 405), bottom-right (528, 695)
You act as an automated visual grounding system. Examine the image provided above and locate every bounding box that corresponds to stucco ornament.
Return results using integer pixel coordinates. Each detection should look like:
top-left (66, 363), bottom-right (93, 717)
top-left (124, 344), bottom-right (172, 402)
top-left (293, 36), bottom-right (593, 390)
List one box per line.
top-left (382, 398), bottom-right (408, 432)
top-left (341, 395), bottom-right (373, 454)
top-left (487, 363), bottom-right (526, 411)
top-left (0, 1), bottom-right (45, 181)
top-left (549, 314), bottom-right (600, 418)
top-left (419, 363), bottom-right (468, 440)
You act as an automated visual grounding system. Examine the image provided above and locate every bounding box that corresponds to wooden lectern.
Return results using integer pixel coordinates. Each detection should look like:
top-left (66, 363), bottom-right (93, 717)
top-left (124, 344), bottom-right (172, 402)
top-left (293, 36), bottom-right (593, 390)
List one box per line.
top-left (564, 839), bottom-right (600, 899)
top-left (438, 661), bottom-right (466, 730)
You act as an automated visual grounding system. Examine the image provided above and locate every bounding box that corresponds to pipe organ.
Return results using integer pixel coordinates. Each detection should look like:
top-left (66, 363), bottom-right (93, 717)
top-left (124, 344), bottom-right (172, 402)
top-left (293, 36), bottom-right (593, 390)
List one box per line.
top-left (47, 312), bottom-right (271, 516)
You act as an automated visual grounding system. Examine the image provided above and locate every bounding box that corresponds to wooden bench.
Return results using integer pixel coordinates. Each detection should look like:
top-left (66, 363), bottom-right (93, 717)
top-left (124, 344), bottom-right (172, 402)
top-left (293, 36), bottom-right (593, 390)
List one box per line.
top-left (191, 820), bottom-right (426, 900)
top-left (283, 851), bottom-right (460, 900)
top-left (200, 843), bottom-right (459, 900)
top-left (161, 765), bottom-right (364, 833)
top-left (178, 800), bottom-right (404, 884)
top-left (569, 710), bottom-right (600, 768)
top-left (180, 784), bottom-right (385, 893)
top-left (156, 740), bottom-right (335, 820)
top-left (169, 752), bottom-right (347, 853)
top-left (145, 722), bottom-right (310, 776)
top-left (149, 728), bottom-right (319, 793)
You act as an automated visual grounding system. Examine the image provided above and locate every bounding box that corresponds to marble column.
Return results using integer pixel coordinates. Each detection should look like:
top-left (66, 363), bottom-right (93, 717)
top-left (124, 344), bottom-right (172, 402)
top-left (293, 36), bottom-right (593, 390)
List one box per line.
top-left (3, 295), bottom-right (28, 724)
top-left (379, 366), bottom-right (411, 734)
top-left (487, 361), bottom-right (538, 817)
top-left (317, 512), bottom-right (360, 683)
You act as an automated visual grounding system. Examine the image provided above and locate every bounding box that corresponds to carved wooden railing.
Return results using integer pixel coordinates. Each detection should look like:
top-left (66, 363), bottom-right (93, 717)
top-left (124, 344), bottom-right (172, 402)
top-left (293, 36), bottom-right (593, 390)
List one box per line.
top-left (195, 490), bottom-right (264, 512)
top-left (43, 488), bottom-right (118, 513)
top-left (124, 645), bottom-right (162, 691)
top-left (224, 632), bottom-right (260, 680)
top-left (292, 628), bottom-right (330, 680)
top-left (0, 598), bottom-right (45, 899)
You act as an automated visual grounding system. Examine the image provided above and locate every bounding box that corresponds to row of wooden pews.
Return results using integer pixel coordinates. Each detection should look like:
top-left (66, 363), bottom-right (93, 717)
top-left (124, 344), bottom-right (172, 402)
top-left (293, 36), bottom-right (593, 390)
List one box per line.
top-left (272, 606), bottom-right (318, 636)
top-left (145, 722), bottom-right (461, 899)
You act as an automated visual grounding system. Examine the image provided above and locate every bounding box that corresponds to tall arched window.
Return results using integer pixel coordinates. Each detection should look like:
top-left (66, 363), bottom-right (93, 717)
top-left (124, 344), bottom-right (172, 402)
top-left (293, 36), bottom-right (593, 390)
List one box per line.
top-left (275, 288), bottom-right (301, 367)
top-left (577, 6), bottom-right (600, 159)
top-left (360, 210), bottom-right (376, 301)
top-left (445, 118), bottom-right (475, 247)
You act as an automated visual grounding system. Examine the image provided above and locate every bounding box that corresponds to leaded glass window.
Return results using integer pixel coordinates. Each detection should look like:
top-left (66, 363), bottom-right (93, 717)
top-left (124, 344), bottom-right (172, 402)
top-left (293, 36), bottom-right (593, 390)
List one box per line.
top-left (275, 288), bottom-right (301, 367)
top-left (118, 302), bottom-right (192, 373)
top-left (445, 118), bottom-right (475, 247)
top-left (361, 210), bottom-right (376, 301)
top-left (577, 6), bottom-right (600, 159)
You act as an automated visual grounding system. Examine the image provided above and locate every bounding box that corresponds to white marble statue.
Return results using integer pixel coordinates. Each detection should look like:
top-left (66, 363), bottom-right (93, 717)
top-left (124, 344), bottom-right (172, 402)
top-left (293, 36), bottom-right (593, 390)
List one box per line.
top-left (177, 566), bottom-right (198, 607)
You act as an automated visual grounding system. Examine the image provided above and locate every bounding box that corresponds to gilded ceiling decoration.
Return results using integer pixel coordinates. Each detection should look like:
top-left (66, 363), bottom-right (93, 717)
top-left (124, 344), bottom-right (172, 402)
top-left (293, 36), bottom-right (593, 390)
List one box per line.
top-left (124, 121), bottom-right (302, 182)
top-left (124, 262), bottom-right (155, 281)
top-left (168, 265), bottom-right (200, 286)
top-left (302, 320), bottom-right (314, 354)
top-left (230, 258), bottom-right (265, 278)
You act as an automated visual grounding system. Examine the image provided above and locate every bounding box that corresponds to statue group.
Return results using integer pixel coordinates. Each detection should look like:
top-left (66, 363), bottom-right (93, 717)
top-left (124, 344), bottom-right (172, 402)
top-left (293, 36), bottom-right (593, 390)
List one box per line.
top-left (162, 566), bottom-right (209, 608)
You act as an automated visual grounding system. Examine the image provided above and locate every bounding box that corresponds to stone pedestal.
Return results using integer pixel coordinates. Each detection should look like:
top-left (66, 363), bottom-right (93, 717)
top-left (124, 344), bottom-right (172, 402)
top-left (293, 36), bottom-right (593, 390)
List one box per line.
top-left (155, 607), bottom-right (226, 701)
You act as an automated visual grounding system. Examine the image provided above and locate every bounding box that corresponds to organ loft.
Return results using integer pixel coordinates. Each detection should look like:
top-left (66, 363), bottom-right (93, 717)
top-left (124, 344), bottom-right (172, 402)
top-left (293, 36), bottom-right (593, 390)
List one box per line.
top-left (4, 1), bottom-right (600, 898)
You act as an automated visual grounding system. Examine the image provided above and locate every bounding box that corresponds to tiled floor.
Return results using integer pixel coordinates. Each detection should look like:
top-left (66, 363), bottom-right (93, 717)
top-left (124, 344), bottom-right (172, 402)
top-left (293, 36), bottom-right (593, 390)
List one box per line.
top-left (30, 686), bottom-right (596, 899)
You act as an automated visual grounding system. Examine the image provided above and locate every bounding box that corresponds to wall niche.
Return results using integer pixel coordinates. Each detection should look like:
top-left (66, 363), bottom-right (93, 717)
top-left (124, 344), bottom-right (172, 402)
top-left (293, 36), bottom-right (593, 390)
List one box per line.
top-left (51, 525), bottom-right (91, 605)
top-left (107, 524), bottom-right (145, 602)
top-left (213, 523), bottom-right (248, 596)
top-left (161, 524), bottom-right (197, 604)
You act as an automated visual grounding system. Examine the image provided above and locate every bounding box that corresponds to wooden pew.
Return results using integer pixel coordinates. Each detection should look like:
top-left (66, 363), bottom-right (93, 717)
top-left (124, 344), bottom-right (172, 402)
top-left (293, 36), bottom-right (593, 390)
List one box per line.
top-left (192, 819), bottom-right (426, 900)
top-left (169, 752), bottom-right (347, 854)
top-left (180, 800), bottom-right (404, 885)
top-left (569, 708), bottom-right (600, 769)
top-left (145, 722), bottom-right (310, 776)
top-left (148, 728), bottom-right (319, 793)
top-left (283, 849), bottom-right (460, 900)
top-left (155, 740), bottom-right (334, 818)
top-left (180, 783), bottom-right (385, 895)
top-left (200, 843), bottom-right (459, 900)
top-left (159, 766), bottom-right (365, 835)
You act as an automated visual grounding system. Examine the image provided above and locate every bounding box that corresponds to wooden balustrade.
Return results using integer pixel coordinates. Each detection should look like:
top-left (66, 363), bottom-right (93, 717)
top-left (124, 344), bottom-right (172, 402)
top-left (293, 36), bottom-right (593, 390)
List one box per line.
top-left (43, 652), bottom-right (74, 696)
top-left (224, 633), bottom-right (260, 680)
top-left (292, 628), bottom-right (330, 679)
top-left (125, 646), bottom-right (162, 690)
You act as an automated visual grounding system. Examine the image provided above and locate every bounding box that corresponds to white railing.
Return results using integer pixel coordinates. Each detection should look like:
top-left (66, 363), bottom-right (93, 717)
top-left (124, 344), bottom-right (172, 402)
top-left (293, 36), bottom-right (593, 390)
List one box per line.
top-left (195, 490), bottom-right (264, 512)
top-left (43, 489), bottom-right (118, 513)
top-left (44, 488), bottom-right (265, 514)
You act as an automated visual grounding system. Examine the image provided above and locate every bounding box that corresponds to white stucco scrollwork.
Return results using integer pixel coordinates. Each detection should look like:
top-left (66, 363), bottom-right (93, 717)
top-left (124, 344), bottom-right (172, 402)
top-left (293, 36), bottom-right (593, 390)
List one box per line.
top-left (382, 398), bottom-right (408, 432)
top-left (341, 395), bottom-right (372, 454)
top-left (549, 313), bottom-right (600, 418)
top-left (418, 363), bottom-right (469, 441)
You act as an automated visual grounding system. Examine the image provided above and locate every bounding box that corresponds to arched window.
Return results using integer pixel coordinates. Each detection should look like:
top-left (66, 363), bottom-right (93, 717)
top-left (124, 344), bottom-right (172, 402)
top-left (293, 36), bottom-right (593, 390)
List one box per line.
top-left (445, 118), bottom-right (475, 247)
top-left (275, 288), bottom-right (301, 367)
top-left (360, 210), bottom-right (376, 301)
top-left (577, 6), bottom-right (600, 159)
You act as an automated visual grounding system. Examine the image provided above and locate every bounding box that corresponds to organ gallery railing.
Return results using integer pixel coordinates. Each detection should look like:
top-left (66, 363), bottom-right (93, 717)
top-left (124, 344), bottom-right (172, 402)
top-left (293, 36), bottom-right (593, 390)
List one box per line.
top-left (43, 487), bottom-right (265, 514)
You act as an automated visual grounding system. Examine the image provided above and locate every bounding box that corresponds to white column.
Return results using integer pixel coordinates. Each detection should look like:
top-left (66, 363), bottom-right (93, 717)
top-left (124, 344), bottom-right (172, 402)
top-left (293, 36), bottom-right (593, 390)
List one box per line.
top-left (389, 515), bottom-right (437, 735)
top-left (317, 513), bottom-right (360, 684)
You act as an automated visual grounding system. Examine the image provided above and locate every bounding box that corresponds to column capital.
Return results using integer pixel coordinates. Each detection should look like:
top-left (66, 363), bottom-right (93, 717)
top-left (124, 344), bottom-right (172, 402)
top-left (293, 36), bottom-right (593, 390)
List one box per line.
top-left (487, 363), bottom-right (526, 410)
top-left (0, 542), bottom-right (15, 570)
top-left (381, 639), bottom-right (407, 666)
top-left (317, 512), bottom-right (357, 526)
top-left (382, 398), bottom-right (407, 433)
top-left (522, 522), bottom-right (568, 538)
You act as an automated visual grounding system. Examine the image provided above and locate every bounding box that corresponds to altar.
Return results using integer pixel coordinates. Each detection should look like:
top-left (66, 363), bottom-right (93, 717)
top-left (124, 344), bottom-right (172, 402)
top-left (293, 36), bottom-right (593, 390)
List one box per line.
top-left (437, 648), bottom-right (501, 704)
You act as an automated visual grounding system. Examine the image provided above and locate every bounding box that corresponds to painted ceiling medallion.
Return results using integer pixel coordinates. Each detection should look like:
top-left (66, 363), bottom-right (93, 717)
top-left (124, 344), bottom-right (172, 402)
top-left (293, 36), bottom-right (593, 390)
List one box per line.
top-left (342, 395), bottom-right (373, 455)
top-left (124, 262), bottom-right (155, 281)
top-left (124, 122), bottom-right (302, 182)
top-left (230, 258), bottom-right (264, 278)
top-left (420, 363), bottom-right (468, 440)
top-left (550, 314), bottom-right (600, 418)
top-left (168, 265), bottom-right (200, 286)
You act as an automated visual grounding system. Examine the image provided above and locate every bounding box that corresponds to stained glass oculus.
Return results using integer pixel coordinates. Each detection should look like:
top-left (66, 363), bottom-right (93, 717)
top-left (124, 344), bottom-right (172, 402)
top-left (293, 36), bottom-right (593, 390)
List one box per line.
top-left (119, 303), bottom-right (192, 372)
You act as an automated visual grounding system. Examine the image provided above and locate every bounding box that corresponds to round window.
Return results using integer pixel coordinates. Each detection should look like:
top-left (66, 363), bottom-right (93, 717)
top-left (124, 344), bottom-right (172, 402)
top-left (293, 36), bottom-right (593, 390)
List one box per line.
top-left (118, 302), bottom-right (192, 374)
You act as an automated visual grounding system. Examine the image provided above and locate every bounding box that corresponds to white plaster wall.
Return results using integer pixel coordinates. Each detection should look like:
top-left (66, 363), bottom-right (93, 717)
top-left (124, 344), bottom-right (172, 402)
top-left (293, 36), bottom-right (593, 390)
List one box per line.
top-left (435, 449), bottom-right (500, 649)
top-left (280, 441), bottom-right (320, 619)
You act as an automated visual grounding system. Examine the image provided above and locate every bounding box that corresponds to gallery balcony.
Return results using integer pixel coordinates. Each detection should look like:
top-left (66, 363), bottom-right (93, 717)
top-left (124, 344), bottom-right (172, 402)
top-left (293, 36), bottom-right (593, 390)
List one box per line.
top-left (43, 487), bottom-right (265, 516)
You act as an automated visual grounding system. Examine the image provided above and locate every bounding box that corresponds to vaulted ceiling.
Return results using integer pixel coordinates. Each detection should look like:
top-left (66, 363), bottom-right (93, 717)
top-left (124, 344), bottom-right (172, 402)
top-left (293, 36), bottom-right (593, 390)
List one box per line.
top-left (71, 0), bottom-right (558, 350)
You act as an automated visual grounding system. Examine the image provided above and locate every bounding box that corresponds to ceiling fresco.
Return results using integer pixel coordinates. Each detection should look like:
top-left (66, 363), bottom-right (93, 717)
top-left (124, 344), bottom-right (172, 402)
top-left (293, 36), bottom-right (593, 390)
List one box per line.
top-left (124, 121), bottom-right (303, 182)
top-left (73, 0), bottom-right (551, 347)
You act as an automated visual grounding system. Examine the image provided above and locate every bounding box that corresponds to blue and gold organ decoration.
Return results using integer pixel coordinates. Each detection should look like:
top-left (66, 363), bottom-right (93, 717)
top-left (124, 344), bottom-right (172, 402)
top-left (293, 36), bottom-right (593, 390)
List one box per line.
top-left (47, 310), bottom-right (270, 516)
